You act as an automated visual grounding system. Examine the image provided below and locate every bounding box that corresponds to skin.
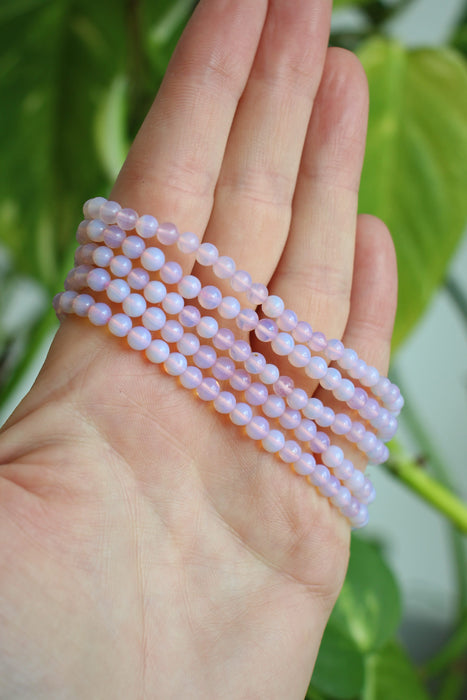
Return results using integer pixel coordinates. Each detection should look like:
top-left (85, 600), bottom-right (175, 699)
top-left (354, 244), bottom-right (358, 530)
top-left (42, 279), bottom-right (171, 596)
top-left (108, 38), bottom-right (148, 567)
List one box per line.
top-left (0, 1), bottom-right (397, 698)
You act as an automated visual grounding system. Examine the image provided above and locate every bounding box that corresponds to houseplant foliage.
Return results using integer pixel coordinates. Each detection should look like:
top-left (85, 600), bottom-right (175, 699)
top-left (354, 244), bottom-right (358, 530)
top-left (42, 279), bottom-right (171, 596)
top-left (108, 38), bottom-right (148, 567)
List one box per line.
top-left (0, 0), bottom-right (466, 697)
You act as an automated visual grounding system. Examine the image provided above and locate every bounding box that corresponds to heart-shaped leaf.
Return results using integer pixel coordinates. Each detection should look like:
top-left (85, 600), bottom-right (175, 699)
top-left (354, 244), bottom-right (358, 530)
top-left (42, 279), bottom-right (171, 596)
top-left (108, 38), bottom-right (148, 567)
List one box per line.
top-left (363, 641), bottom-right (430, 700)
top-left (309, 623), bottom-right (365, 698)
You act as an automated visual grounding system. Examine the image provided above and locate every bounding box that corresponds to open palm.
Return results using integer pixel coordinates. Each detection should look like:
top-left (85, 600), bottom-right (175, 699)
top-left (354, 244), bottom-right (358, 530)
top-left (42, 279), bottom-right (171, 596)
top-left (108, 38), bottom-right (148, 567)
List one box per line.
top-left (0, 1), bottom-right (397, 698)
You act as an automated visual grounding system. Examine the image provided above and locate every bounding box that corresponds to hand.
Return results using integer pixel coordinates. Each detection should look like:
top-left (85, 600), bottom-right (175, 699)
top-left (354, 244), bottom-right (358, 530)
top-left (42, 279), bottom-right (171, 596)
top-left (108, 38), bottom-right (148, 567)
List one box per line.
top-left (0, 1), bottom-right (397, 698)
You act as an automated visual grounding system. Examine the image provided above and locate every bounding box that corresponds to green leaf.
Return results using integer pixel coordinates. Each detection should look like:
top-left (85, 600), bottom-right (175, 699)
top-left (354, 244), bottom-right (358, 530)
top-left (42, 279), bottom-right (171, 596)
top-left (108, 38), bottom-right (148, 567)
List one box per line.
top-left (363, 641), bottom-right (430, 700)
top-left (333, 0), bottom-right (371, 7)
top-left (329, 536), bottom-right (401, 653)
top-left (310, 623), bottom-right (365, 698)
top-left (358, 39), bottom-right (467, 348)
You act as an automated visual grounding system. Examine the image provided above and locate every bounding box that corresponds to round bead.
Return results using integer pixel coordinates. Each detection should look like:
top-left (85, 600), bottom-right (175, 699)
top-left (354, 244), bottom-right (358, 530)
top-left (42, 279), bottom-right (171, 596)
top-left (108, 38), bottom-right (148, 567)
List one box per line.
top-left (320, 367), bottom-right (342, 390)
top-left (144, 280), bottom-right (167, 304)
top-left (255, 318), bottom-right (278, 343)
top-left (305, 356), bottom-right (328, 380)
top-left (279, 440), bottom-right (302, 464)
top-left (345, 469), bottom-right (365, 492)
top-left (350, 503), bottom-right (369, 529)
top-left (310, 331), bottom-right (328, 352)
top-left (127, 326), bottom-right (152, 351)
top-left (339, 348), bottom-right (358, 370)
top-left (262, 429), bottom-right (286, 453)
top-left (287, 388), bottom-right (308, 410)
top-left (262, 395), bottom-right (285, 418)
top-left (177, 231), bottom-right (200, 254)
top-left (75, 243), bottom-right (97, 265)
top-left (244, 352), bottom-right (266, 374)
top-left (348, 388), bottom-right (368, 411)
top-left (244, 383), bottom-right (268, 406)
top-left (122, 235), bottom-right (146, 259)
top-left (230, 403), bottom-right (253, 426)
top-left (177, 333), bottom-right (200, 356)
top-left (309, 464), bottom-right (330, 489)
top-left (72, 293), bottom-right (94, 317)
top-left (156, 222), bottom-right (179, 246)
top-left (293, 321), bottom-right (313, 343)
top-left (108, 313), bottom-right (132, 337)
top-left (142, 307), bottom-right (166, 331)
top-left (361, 365), bottom-right (380, 388)
top-left (331, 486), bottom-right (352, 511)
top-left (279, 409), bottom-right (301, 430)
top-left (229, 369), bottom-right (252, 391)
top-left (196, 242), bottom-right (218, 266)
top-left (214, 391), bottom-right (237, 414)
top-left (180, 366), bottom-right (203, 389)
top-left (164, 353), bottom-right (188, 376)
top-left (309, 431), bottom-right (330, 454)
top-left (107, 278), bottom-right (131, 303)
top-left (110, 255), bottom-right (132, 277)
top-left (303, 398), bottom-right (322, 420)
top-left (193, 345), bottom-right (217, 369)
top-left (349, 358), bottom-right (367, 380)
top-left (162, 292), bottom-right (185, 315)
top-left (212, 328), bottom-right (235, 351)
top-left (198, 285), bottom-right (222, 310)
top-left (116, 207), bottom-right (138, 231)
top-left (127, 268), bottom-right (150, 290)
top-left (136, 214), bottom-right (158, 239)
top-left (59, 290), bottom-right (78, 313)
top-left (196, 316), bottom-right (218, 338)
top-left (333, 378), bottom-right (355, 402)
top-left (161, 320), bottom-right (184, 343)
top-left (92, 246), bottom-right (113, 267)
top-left (323, 446), bottom-right (344, 469)
top-left (358, 480), bottom-right (376, 505)
top-left (83, 196), bottom-right (107, 219)
top-left (334, 458), bottom-right (354, 481)
top-left (271, 332), bottom-right (294, 356)
top-left (247, 283), bottom-right (268, 305)
top-left (196, 377), bottom-right (220, 401)
top-left (331, 413), bottom-right (352, 435)
top-left (294, 453), bottom-right (316, 476)
top-left (373, 376), bottom-right (391, 397)
top-left (179, 305), bottom-right (201, 328)
top-left (122, 293), bottom-right (146, 317)
top-left (357, 431), bottom-right (378, 454)
top-left (76, 221), bottom-right (90, 244)
top-left (273, 375), bottom-right (294, 397)
top-left (229, 340), bottom-right (251, 363)
top-left (315, 406), bottom-right (335, 428)
top-left (259, 363), bottom-right (280, 385)
top-left (87, 268), bottom-right (110, 292)
top-left (294, 419), bottom-right (317, 442)
top-left (212, 357), bottom-right (236, 380)
top-left (277, 309), bottom-right (298, 331)
top-left (88, 302), bottom-right (112, 326)
top-left (103, 225), bottom-right (126, 248)
top-left (146, 339), bottom-right (170, 364)
top-left (100, 200), bottom-right (121, 224)
top-left (178, 275), bottom-right (202, 299)
top-left (160, 261), bottom-right (183, 285)
top-left (360, 398), bottom-right (380, 421)
top-left (86, 219), bottom-right (106, 242)
top-left (218, 296), bottom-right (241, 319)
top-left (262, 295), bottom-right (284, 318)
top-left (246, 416), bottom-right (270, 440)
top-left (289, 344), bottom-right (311, 368)
top-left (325, 339), bottom-right (344, 361)
top-left (230, 270), bottom-right (251, 293)
top-left (213, 255), bottom-right (235, 279)
top-left (348, 422), bottom-right (366, 443)
top-left (236, 308), bottom-right (259, 331)
top-left (141, 247), bottom-right (165, 271)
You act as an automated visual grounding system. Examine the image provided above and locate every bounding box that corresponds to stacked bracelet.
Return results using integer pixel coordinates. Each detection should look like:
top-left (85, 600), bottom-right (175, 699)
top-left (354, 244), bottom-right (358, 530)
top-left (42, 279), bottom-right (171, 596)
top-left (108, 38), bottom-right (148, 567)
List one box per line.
top-left (54, 196), bottom-right (403, 529)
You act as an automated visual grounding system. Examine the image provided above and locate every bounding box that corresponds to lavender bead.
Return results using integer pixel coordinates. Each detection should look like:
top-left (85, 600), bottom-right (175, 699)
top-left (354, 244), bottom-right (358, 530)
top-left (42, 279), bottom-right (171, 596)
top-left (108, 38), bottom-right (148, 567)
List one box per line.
top-left (160, 261), bottom-right (183, 285)
top-left (128, 268), bottom-right (150, 290)
top-left (103, 225), bottom-right (126, 248)
top-left (122, 293), bottom-right (147, 317)
top-left (229, 340), bottom-right (251, 362)
top-left (345, 469), bottom-right (365, 492)
top-left (193, 345), bottom-right (217, 369)
top-left (286, 388), bottom-right (308, 410)
top-left (87, 219), bottom-right (106, 242)
top-left (272, 332), bottom-right (295, 356)
top-left (244, 383), bottom-right (268, 406)
top-left (262, 395), bottom-right (285, 418)
top-left (127, 326), bottom-right (152, 351)
top-left (339, 348), bottom-right (358, 370)
top-left (100, 200), bottom-right (121, 224)
top-left (244, 352), bottom-right (266, 374)
top-left (348, 388), bottom-right (368, 411)
top-left (373, 376), bottom-right (391, 397)
top-left (177, 333), bottom-right (200, 356)
top-left (294, 419), bottom-right (317, 442)
top-left (262, 295), bottom-right (284, 318)
top-left (309, 431), bottom-right (330, 454)
top-left (141, 247), bottom-right (165, 271)
top-left (334, 458), bottom-right (354, 481)
top-left (230, 403), bottom-right (253, 426)
top-left (309, 464), bottom-right (330, 489)
top-left (83, 196), bottom-right (107, 219)
top-left (218, 296), bottom-right (241, 319)
top-left (357, 480), bottom-right (376, 505)
top-left (246, 416), bottom-right (270, 440)
top-left (279, 409), bottom-right (301, 430)
top-left (349, 358), bottom-right (367, 380)
top-left (146, 339), bottom-right (170, 364)
top-left (289, 344), bottom-right (311, 368)
top-left (136, 214), bottom-right (158, 239)
top-left (320, 367), bottom-right (342, 391)
top-left (357, 431), bottom-right (378, 454)
top-left (262, 429), bottom-right (286, 453)
top-left (348, 421), bottom-right (366, 443)
top-left (162, 292), bottom-right (185, 315)
top-left (87, 268), bottom-right (110, 292)
top-left (273, 375), bottom-right (294, 397)
top-left (293, 321), bottom-right (313, 343)
top-left (360, 397), bottom-right (380, 421)
top-left (305, 356), bottom-right (327, 380)
top-left (88, 302), bottom-right (112, 326)
top-left (142, 307), bottom-right (166, 331)
top-left (361, 365), bottom-right (380, 388)
top-left (196, 377), bottom-right (220, 402)
top-left (230, 270), bottom-right (251, 293)
top-left (236, 308), bottom-right (258, 331)
top-left (333, 377), bottom-right (355, 402)
top-left (325, 338), bottom-right (344, 361)
top-left (331, 413), bottom-right (352, 435)
top-left (229, 369), bottom-right (252, 391)
top-left (350, 503), bottom-right (369, 529)
top-left (76, 222), bottom-right (90, 244)
top-left (157, 222), bottom-right (179, 246)
top-left (331, 486), bottom-right (352, 511)
top-left (122, 235), bottom-right (146, 259)
top-left (164, 352), bottom-right (188, 376)
top-left (294, 453), bottom-right (316, 476)
top-left (72, 293), bottom-right (94, 317)
top-left (214, 391), bottom-right (237, 414)
top-left (198, 285), bottom-right (222, 310)
top-left (59, 290), bottom-right (78, 313)
top-left (179, 305), bottom-right (201, 328)
top-left (279, 440), bottom-right (302, 464)
top-left (196, 242), bottom-right (218, 266)
top-left (259, 364), bottom-right (280, 385)
top-left (161, 320), bottom-right (184, 343)
top-left (177, 231), bottom-right (200, 254)
top-left (178, 275), bottom-right (201, 299)
top-left (107, 279), bottom-right (131, 303)
top-left (213, 328), bottom-right (235, 351)
top-left (116, 207), bottom-right (138, 231)
top-left (180, 366), bottom-right (203, 390)
top-left (303, 398), bottom-right (322, 420)
top-left (247, 283), bottom-right (268, 305)
top-left (110, 255), bottom-right (132, 277)
top-left (323, 446), bottom-right (344, 469)
top-left (108, 313), bottom-right (132, 337)
top-left (197, 316), bottom-right (218, 338)
top-left (213, 255), bottom-right (235, 279)
top-left (277, 309), bottom-right (298, 331)
top-left (212, 357), bottom-right (235, 380)
top-left (144, 280), bottom-right (167, 304)
top-left (92, 246), bottom-right (113, 267)
top-left (316, 406), bottom-right (335, 428)
top-left (75, 243), bottom-right (97, 265)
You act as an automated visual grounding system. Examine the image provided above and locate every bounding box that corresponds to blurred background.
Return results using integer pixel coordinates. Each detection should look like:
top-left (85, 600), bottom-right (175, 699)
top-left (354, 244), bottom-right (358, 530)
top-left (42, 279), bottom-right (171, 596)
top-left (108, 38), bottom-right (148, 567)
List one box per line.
top-left (0, 0), bottom-right (466, 698)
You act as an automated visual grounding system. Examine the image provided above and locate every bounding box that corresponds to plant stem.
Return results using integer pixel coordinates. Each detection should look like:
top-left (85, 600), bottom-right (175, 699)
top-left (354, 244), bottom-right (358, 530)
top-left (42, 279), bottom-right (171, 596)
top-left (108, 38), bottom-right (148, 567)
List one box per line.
top-left (385, 442), bottom-right (467, 534)
top-left (445, 276), bottom-right (467, 326)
